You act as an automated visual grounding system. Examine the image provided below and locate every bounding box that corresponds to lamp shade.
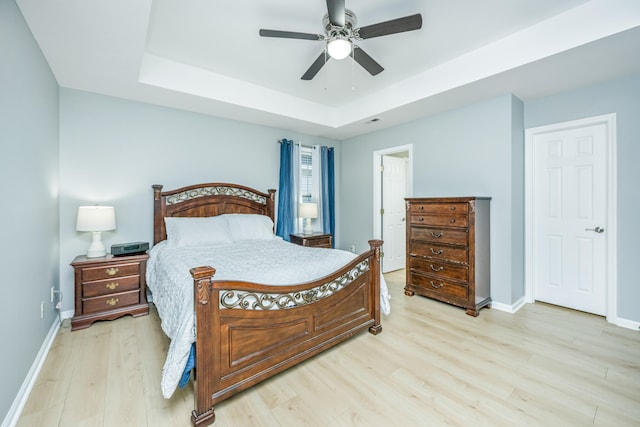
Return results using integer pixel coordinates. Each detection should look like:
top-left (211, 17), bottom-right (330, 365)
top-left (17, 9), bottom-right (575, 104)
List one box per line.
top-left (299, 202), bottom-right (318, 219)
top-left (76, 206), bottom-right (116, 232)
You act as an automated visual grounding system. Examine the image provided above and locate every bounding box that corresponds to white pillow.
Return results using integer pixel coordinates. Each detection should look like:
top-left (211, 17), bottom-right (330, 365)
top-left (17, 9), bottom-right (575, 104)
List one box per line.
top-left (164, 216), bottom-right (233, 247)
top-left (222, 214), bottom-right (276, 241)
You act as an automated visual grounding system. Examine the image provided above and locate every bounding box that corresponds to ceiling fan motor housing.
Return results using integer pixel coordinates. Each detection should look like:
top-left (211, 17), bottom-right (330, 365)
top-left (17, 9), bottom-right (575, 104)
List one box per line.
top-left (323, 9), bottom-right (358, 41)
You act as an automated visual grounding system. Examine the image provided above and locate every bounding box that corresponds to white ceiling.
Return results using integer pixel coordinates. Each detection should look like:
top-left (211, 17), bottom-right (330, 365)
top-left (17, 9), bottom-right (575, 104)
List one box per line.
top-left (16, 0), bottom-right (640, 140)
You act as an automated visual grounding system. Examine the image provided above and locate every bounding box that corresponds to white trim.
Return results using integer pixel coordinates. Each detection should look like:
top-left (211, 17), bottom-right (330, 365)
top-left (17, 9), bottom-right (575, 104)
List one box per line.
top-left (372, 144), bottom-right (414, 240)
top-left (524, 113), bottom-right (618, 323)
top-left (615, 317), bottom-right (640, 331)
top-left (2, 317), bottom-right (61, 427)
top-left (60, 309), bottom-right (74, 320)
top-left (490, 297), bottom-right (526, 314)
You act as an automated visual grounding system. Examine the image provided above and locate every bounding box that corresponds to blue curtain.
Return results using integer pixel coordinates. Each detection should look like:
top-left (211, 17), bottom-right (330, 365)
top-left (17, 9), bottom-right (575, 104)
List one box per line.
top-left (275, 139), bottom-right (295, 241)
top-left (320, 146), bottom-right (335, 246)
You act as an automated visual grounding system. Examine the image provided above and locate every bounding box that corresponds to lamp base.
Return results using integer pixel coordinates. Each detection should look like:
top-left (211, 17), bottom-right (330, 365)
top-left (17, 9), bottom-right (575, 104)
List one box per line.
top-left (303, 218), bottom-right (313, 235)
top-left (86, 231), bottom-right (107, 258)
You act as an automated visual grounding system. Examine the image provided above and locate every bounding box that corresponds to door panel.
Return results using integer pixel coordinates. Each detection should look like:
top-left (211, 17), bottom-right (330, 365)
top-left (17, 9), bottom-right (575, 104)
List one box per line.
top-left (382, 155), bottom-right (407, 273)
top-left (533, 123), bottom-right (607, 315)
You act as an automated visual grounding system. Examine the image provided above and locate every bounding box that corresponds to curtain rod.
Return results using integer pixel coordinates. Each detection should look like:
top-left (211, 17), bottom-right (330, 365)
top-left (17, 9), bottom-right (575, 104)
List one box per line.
top-left (277, 140), bottom-right (315, 149)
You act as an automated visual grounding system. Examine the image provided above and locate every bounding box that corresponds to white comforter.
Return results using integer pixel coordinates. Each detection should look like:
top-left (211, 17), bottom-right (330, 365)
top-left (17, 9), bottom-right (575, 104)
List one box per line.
top-left (146, 238), bottom-right (390, 398)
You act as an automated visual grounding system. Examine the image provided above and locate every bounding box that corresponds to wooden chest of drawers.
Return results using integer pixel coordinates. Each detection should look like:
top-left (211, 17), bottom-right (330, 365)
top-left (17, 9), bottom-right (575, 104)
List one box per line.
top-left (290, 233), bottom-right (333, 248)
top-left (404, 197), bottom-right (491, 316)
top-left (71, 253), bottom-right (149, 330)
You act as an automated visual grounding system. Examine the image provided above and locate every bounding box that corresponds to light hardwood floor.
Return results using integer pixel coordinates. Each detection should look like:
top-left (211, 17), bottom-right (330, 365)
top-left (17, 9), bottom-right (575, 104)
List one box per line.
top-left (18, 270), bottom-right (640, 426)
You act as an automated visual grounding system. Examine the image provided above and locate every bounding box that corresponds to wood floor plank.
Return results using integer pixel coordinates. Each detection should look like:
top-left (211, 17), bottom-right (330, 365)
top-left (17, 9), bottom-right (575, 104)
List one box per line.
top-left (17, 269), bottom-right (640, 427)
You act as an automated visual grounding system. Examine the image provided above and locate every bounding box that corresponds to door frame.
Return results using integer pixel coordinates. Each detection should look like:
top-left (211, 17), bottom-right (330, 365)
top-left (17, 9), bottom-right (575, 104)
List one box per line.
top-left (524, 113), bottom-right (617, 323)
top-left (373, 144), bottom-right (413, 251)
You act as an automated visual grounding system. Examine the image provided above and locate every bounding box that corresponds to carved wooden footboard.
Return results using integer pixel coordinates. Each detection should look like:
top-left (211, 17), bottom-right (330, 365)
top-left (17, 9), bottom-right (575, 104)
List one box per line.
top-left (189, 240), bottom-right (382, 426)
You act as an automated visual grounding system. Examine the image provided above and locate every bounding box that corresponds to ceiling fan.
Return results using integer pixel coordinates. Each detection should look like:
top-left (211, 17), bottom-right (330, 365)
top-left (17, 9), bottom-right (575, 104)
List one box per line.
top-left (259, 0), bottom-right (423, 80)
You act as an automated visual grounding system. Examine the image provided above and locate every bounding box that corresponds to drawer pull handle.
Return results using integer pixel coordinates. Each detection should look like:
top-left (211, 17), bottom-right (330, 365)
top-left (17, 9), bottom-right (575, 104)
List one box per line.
top-left (450, 206), bottom-right (456, 211)
top-left (106, 282), bottom-right (119, 290)
top-left (106, 298), bottom-right (119, 306)
top-left (418, 217), bottom-right (424, 222)
top-left (430, 264), bottom-right (444, 272)
top-left (430, 248), bottom-right (444, 255)
top-left (430, 281), bottom-right (444, 289)
top-left (450, 218), bottom-right (456, 223)
top-left (106, 267), bottom-right (119, 276)
top-left (430, 231), bottom-right (443, 238)
top-left (419, 206), bottom-right (424, 210)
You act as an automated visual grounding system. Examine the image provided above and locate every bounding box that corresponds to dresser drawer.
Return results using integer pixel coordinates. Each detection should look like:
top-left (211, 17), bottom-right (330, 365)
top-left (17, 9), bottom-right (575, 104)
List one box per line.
top-left (409, 242), bottom-right (468, 264)
top-left (83, 290), bottom-right (140, 315)
top-left (410, 258), bottom-right (469, 282)
top-left (410, 213), bottom-right (468, 228)
top-left (82, 275), bottom-right (140, 298)
top-left (410, 202), bottom-right (468, 215)
top-left (410, 227), bottom-right (468, 246)
top-left (82, 262), bottom-right (140, 281)
top-left (409, 272), bottom-right (469, 300)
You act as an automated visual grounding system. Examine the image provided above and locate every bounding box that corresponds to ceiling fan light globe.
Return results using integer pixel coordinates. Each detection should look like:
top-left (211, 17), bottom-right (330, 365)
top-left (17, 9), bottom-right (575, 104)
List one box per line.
top-left (327, 38), bottom-right (351, 60)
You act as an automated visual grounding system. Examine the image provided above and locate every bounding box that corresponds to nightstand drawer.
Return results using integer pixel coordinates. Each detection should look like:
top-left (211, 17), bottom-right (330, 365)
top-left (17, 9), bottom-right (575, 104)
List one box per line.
top-left (83, 290), bottom-right (140, 314)
top-left (82, 262), bottom-right (140, 281)
top-left (82, 275), bottom-right (140, 298)
top-left (290, 233), bottom-right (332, 248)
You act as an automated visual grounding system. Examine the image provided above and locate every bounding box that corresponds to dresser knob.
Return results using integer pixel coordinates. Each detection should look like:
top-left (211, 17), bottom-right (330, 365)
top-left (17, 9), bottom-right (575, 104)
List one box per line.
top-left (106, 267), bottom-right (119, 276)
top-left (430, 248), bottom-right (444, 255)
top-left (430, 231), bottom-right (443, 238)
top-left (106, 298), bottom-right (119, 306)
top-left (106, 282), bottom-right (119, 290)
top-left (450, 218), bottom-right (456, 223)
top-left (450, 206), bottom-right (456, 211)
top-left (430, 264), bottom-right (444, 272)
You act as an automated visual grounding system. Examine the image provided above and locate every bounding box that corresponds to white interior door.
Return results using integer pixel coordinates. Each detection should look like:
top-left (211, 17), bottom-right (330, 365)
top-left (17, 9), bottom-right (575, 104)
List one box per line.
top-left (382, 155), bottom-right (407, 273)
top-left (532, 122), bottom-right (608, 315)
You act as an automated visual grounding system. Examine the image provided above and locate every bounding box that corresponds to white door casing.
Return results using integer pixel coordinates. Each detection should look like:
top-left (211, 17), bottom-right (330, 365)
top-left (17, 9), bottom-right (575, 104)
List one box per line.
top-left (525, 114), bottom-right (617, 321)
top-left (381, 155), bottom-right (408, 272)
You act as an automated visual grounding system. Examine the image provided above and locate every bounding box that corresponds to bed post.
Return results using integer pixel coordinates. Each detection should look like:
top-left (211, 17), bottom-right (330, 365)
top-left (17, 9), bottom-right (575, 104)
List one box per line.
top-left (190, 266), bottom-right (217, 427)
top-left (152, 185), bottom-right (164, 245)
top-left (368, 239), bottom-right (383, 335)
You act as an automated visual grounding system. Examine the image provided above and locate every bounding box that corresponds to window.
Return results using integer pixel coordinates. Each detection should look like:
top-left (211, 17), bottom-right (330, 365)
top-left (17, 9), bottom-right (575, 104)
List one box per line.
top-left (300, 147), bottom-right (313, 203)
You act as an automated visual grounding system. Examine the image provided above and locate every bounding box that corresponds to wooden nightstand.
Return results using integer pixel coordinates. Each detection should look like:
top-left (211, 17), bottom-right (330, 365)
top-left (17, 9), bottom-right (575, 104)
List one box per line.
top-left (290, 232), bottom-right (333, 248)
top-left (71, 253), bottom-right (149, 331)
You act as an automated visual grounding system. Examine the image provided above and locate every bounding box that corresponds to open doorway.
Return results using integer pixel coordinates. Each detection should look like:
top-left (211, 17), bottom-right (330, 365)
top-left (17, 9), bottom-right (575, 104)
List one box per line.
top-left (373, 145), bottom-right (413, 273)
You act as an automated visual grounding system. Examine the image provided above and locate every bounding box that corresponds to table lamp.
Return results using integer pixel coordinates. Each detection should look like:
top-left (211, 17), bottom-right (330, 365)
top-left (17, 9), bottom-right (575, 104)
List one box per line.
top-left (76, 205), bottom-right (116, 258)
top-left (299, 202), bottom-right (318, 235)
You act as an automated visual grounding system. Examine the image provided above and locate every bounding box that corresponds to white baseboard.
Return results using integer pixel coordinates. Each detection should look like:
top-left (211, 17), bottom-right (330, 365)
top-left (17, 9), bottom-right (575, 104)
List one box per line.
top-left (615, 317), bottom-right (640, 331)
top-left (60, 309), bottom-right (74, 320)
top-left (490, 296), bottom-right (526, 314)
top-left (1, 317), bottom-right (60, 427)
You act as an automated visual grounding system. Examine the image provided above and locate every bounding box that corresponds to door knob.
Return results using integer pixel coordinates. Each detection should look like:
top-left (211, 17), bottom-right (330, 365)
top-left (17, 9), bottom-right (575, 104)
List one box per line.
top-left (585, 226), bottom-right (605, 233)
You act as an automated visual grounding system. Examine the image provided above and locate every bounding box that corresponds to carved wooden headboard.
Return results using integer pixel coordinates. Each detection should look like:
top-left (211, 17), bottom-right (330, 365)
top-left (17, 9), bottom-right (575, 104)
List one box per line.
top-left (152, 183), bottom-right (276, 244)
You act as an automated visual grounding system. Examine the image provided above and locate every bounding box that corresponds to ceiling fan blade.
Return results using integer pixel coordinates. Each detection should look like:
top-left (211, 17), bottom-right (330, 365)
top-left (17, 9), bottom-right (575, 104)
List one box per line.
top-left (325, 0), bottom-right (345, 27)
top-left (301, 51), bottom-right (329, 80)
top-left (259, 29), bottom-right (324, 41)
top-left (353, 46), bottom-right (384, 76)
top-left (357, 13), bottom-right (423, 39)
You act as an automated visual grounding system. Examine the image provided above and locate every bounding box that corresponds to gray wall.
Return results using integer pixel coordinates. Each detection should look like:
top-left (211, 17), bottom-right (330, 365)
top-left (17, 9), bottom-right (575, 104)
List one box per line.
top-left (525, 73), bottom-right (640, 322)
top-left (58, 89), bottom-right (339, 314)
top-left (0, 0), bottom-right (60, 420)
top-left (340, 94), bottom-right (525, 306)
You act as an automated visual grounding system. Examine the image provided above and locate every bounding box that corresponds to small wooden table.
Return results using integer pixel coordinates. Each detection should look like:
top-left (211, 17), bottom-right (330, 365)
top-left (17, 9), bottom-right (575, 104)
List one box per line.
top-left (289, 232), bottom-right (333, 248)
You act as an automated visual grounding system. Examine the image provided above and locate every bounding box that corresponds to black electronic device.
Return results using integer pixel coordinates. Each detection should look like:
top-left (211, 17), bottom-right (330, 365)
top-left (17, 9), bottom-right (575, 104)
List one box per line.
top-left (111, 241), bottom-right (149, 256)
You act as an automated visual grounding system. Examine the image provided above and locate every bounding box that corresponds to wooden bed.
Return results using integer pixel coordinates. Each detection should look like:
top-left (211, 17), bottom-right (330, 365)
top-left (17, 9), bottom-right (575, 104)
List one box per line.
top-left (152, 183), bottom-right (383, 426)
